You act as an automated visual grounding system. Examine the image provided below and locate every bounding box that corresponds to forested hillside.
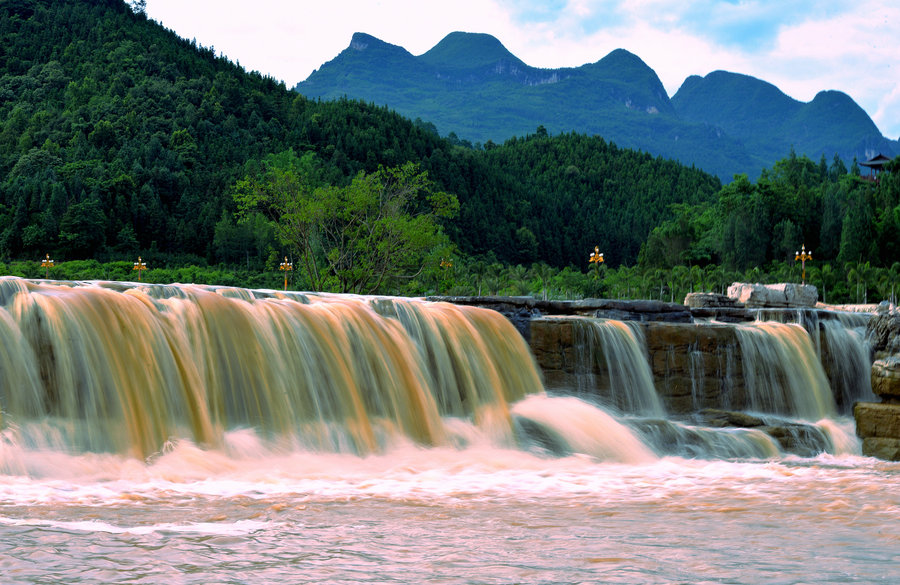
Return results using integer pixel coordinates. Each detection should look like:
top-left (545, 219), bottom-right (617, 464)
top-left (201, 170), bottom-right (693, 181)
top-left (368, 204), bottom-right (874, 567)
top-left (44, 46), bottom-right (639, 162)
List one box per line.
top-left (297, 32), bottom-right (760, 180)
top-left (1, 0), bottom-right (897, 303)
top-left (0, 0), bottom-right (720, 271)
top-left (296, 31), bottom-right (898, 181)
top-left (0, 0), bottom-right (448, 264)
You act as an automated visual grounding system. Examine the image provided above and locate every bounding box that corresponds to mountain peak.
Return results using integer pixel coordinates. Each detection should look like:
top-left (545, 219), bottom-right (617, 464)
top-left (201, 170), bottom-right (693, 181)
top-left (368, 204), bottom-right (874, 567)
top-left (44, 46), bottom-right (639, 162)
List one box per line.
top-left (347, 32), bottom-right (396, 52)
top-left (420, 32), bottom-right (524, 69)
top-left (599, 48), bottom-right (647, 68)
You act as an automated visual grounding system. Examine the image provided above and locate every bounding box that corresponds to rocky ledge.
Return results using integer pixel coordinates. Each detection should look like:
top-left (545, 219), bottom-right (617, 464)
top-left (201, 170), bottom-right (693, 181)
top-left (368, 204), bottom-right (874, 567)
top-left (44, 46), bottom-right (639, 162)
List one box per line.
top-left (426, 296), bottom-right (692, 340)
top-left (854, 304), bottom-right (900, 460)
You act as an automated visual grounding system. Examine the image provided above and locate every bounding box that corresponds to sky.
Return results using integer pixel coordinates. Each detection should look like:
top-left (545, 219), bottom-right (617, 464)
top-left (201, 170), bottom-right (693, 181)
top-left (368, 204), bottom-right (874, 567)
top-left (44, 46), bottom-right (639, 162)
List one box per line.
top-left (144, 0), bottom-right (900, 140)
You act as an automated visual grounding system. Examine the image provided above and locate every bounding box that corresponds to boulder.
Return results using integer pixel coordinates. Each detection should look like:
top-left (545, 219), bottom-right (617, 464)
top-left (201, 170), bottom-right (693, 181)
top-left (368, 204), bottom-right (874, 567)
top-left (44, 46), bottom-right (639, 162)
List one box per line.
top-left (871, 355), bottom-right (900, 403)
top-left (683, 292), bottom-right (739, 308)
top-left (727, 282), bottom-right (818, 308)
top-left (867, 304), bottom-right (900, 358)
top-left (697, 408), bottom-right (765, 428)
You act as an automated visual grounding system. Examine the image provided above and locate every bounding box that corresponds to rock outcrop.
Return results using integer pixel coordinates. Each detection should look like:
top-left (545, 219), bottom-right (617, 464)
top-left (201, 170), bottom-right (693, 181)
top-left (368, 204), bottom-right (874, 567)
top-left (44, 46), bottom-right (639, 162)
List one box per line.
top-left (726, 282), bottom-right (818, 308)
top-left (855, 304), bottom-right (900, 460)
top-left (854, 400), bottom-right (900, 460)
top-left (867, 303), bottom-right (900, 359)
top-left (871, 356), bottom-right (900, 403)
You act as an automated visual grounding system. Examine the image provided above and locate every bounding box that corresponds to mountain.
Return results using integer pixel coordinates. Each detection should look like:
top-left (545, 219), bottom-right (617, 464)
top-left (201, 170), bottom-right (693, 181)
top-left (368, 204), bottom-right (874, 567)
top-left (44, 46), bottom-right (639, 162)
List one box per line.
top-left (671, 71), bottom-right (897, 169)
top-left (299, 32), bottom-right (760, 179)
top-left (296, 32), bottom-right (899, 180)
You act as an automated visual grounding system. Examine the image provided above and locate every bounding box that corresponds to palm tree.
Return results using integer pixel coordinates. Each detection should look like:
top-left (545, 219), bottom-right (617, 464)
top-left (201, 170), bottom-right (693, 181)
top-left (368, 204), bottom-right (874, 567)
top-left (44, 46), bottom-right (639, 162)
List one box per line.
top-left (505, 264), bottom-right (531, 296)
top-left (485, 262), bottom-right (504, 295)
top-left (671, 265), bottom-right (690, 303)
top-left (745, 265), bottom-right (766, 284)
top-left (531, 262), bottom-right (554, 300)
top-left (818, 263), bottom-right (836, 304)
top-left (885, 262), bottom-right (900, 305)
top-left (806, 265), bottom-right (821, 302)
top-left (845, 261), bottom-right (876, 303)
top-left (653, 268), bottom-right (668, 300)
top-left (689, 264), bottom-right (703, 293)
top-left (468, 260), bottom-right (487, 296)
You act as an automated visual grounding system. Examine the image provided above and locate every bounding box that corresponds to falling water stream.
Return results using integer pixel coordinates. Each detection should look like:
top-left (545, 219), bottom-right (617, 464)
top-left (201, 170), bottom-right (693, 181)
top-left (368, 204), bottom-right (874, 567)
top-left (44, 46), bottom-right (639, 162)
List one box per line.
top-left (1, 278), bottom-right (898, 584)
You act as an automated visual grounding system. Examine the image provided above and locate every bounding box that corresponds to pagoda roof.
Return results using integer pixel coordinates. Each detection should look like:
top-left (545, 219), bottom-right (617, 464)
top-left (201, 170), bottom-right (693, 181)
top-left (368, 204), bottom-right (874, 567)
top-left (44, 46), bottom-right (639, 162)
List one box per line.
top-left (860, 153), bottom-right (892, 168)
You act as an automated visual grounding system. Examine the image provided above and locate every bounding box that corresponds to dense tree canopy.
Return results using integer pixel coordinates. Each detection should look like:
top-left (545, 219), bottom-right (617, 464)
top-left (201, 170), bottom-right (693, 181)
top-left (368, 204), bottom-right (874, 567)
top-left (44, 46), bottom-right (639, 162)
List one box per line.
top-left (233, 150), bottom-right (457, 293)
top-left (0, 0), bottom-right (898, 302)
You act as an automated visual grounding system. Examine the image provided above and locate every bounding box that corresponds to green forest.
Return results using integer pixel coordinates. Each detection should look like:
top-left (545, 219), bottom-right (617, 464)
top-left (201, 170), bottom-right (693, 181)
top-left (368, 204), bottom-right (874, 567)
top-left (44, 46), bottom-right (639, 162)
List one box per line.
top-left (1, 0), bottom-right (899, 304)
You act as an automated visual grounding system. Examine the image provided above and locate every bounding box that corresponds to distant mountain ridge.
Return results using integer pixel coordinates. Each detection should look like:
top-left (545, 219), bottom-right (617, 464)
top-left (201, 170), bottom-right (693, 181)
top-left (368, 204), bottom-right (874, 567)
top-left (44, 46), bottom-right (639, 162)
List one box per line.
top-left (296, 32), bottom-right (898, 179)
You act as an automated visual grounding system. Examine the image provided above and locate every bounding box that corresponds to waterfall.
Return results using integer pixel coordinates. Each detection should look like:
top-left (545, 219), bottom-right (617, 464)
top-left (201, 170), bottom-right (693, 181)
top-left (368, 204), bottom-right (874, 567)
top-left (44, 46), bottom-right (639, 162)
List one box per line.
top-left (511, 394), bottom-right (655, 463)
top-left (572, 319), bottom-right (665, 416)
top-left (821, 315), bottom-right (875, 413)
top-left (735, 321), bottom-right (837, 420)
top-left (1, 277), bottom-right (866, 465)
top-left (0, 278), bottom-right (544, 458)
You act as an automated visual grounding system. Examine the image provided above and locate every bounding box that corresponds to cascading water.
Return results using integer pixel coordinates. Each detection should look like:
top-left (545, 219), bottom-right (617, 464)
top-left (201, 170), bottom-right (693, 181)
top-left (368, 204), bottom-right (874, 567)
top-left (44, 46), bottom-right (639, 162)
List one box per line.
top-left (0, 278), bottom-right (545, 460)
top-left (735, 321), bottom-right (837, 420)
top-left (821, 315), bottom-right (876, 412)
top-left (554, 314), bottom-right (861, 459)
top-left (571, 318), bottom-right (665, 417)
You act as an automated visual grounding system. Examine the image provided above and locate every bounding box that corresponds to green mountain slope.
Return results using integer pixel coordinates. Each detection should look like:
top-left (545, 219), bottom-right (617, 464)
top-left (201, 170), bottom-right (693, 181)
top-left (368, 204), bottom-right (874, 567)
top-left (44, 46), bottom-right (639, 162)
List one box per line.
top-left (672, 71), bottom-right (897, 167)
top-left (297, 32), bottom-right (761, 179)
top-left (297, 33), bottom-right (898, 180)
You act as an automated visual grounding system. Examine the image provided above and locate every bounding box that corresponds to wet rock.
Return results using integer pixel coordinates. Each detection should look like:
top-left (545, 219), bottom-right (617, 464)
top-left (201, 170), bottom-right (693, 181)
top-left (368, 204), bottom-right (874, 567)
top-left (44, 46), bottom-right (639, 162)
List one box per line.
top-left (860, 437), bottom-right (900, 461)
top-left (698, 408), bottom-right (765, 428)
top-left (758, 424), bottom-right (831, 457)
top-left (867, 305), bottom-right (900, 358)
top-left (871, 356), bottom-right (900, 403)
top-left (684, 292), bottom-right (739, 308)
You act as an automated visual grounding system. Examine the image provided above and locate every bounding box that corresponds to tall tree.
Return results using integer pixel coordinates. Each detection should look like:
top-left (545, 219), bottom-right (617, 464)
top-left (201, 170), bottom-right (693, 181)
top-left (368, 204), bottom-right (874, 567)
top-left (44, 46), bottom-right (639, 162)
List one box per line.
top-left (233, 150), bottom-right (458, 293)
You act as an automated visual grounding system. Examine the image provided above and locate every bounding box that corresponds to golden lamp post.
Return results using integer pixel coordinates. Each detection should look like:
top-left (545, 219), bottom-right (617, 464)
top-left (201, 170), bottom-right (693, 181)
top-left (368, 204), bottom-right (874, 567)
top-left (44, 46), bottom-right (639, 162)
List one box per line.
top-left (795, 244), bottom-right (812, 285)
top-left (279, 256), bottom-right (292, 291)
top-left (133, 256), bottom-right (147, 281)
top-left (589, 246), bottom-right (604, 271)
top-left (41, 253), bottom-right (54, 279)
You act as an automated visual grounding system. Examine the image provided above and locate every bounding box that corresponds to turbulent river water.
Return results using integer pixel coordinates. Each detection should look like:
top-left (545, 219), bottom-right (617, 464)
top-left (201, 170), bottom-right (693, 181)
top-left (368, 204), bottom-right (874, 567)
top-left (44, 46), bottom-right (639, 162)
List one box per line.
top-left (1, 278), bottom-right (898, 584)
top-left (4, 435), bottom-right (900, 584)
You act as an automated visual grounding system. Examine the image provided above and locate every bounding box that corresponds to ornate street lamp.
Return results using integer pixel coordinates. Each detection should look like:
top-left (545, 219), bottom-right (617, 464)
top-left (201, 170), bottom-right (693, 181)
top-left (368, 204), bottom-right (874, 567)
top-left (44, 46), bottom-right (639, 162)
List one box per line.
top-left (41, 253), bottom-right (54, 279)
top-left (279, 256), bottom-right (292, 291)
top-left (795, 245), bottom-right (812, 285)
top-left (589, 245), bottom-right (605, 279)
top-left (133, 256), bottom-right (147, 281)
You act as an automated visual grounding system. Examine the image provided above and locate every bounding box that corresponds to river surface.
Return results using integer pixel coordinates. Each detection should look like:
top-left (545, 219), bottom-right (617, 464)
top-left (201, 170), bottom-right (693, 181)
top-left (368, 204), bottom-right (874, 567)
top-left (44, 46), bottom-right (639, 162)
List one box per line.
top-left (3, 433), bottom-right (900, 585)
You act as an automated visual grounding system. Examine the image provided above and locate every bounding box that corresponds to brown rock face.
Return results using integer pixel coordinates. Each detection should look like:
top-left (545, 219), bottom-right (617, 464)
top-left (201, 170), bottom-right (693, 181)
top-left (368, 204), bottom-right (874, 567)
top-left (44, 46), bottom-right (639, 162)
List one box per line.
top-left (529, 317), bottom-right (750, 414)
top-left (860, 437), bottom-right (900, 461)
top-left (854, 402), bottom-right (900, 441)
top-left (854, 401), bottom-right (900, 460)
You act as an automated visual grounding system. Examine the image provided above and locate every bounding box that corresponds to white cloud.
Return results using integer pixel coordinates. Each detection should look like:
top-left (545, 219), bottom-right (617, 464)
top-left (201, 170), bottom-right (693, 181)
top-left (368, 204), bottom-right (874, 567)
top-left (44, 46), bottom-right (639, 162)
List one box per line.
top-left (749, 0), bottom-right (900, 138)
